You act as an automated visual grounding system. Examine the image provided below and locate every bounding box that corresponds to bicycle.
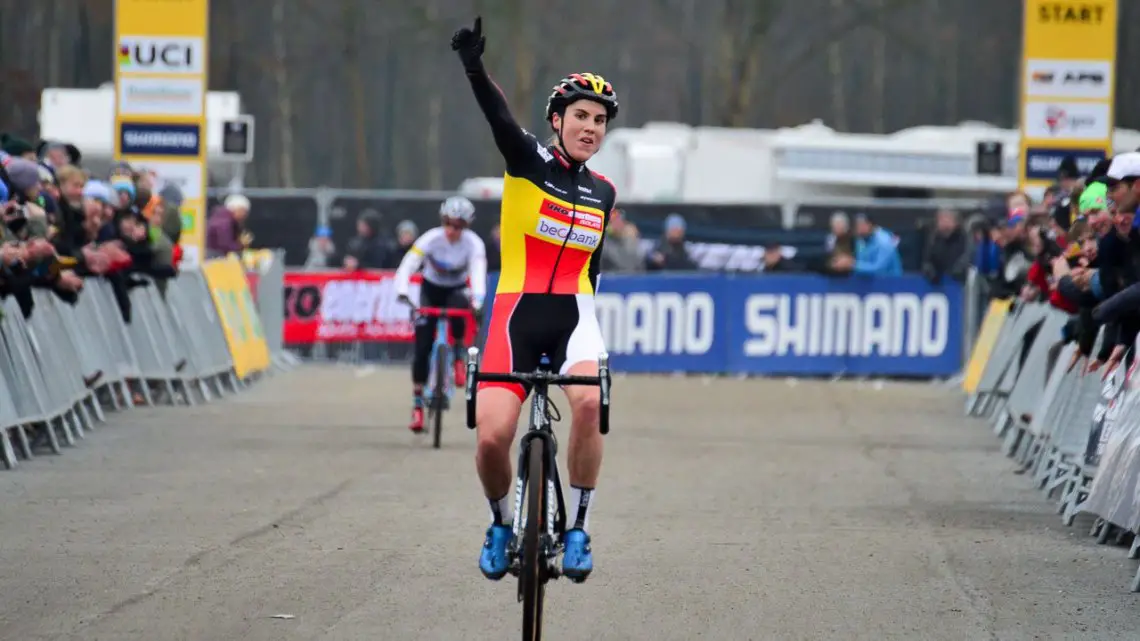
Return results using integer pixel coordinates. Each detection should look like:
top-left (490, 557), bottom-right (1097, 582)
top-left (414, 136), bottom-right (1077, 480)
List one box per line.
top-left (464, 347), bottom-right (611, 641)
top-left (409, 305), bottom-right (476, 449)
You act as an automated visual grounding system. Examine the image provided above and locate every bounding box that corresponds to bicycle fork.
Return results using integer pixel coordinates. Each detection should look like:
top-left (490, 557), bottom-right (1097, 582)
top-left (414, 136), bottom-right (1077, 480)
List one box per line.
top-left (508, 399), bottom-right (568, 583)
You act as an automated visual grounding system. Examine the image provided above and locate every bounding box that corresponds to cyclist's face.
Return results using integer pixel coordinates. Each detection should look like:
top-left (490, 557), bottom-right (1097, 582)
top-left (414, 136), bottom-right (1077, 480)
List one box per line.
top-left (553, 100), bottom-right (608, 162)
top-left (442, 217), bottom-right (466, 242)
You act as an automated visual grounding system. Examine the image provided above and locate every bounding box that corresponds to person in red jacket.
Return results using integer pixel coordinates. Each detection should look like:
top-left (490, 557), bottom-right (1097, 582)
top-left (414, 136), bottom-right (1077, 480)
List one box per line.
top-left (1021, 224), bottom-right (1080, 313)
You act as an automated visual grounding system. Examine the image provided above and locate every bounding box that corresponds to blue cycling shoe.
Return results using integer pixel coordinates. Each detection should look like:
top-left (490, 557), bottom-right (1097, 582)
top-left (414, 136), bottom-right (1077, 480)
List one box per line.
top-left (561, 528), bottom-right (593, 582)
top-left (479, 524), bottom-right (513, 580)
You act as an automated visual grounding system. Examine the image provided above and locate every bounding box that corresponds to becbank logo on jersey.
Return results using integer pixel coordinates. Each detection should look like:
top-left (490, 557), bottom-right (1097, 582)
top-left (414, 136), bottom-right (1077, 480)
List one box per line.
top-left (742, 292), bottom-right (950, 358)
top-left (594, 292), bottom-right (715, 356)
top-left (536, 218), bottom-right (600, 248)
top-left (120, 122), bottom-right (200, 156)
top-left (1025, 59), bottom-right (1112, 99)
top-left (117, 36), bottom-right (204, 75)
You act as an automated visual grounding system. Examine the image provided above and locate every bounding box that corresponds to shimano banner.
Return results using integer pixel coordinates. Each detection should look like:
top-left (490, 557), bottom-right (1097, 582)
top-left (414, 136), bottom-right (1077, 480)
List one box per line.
top-left (485, 272), bottom-right (963, 377)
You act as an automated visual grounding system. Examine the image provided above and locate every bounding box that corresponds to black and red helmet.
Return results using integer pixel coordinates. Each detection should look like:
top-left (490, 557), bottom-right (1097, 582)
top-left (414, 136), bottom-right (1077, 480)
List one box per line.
top-left (545, 73), bottom-right (619, 122)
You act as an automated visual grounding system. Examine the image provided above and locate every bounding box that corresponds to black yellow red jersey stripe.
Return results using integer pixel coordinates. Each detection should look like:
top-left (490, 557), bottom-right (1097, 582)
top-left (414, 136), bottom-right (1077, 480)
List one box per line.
top-left (463, 64), bottom-right (617, 295)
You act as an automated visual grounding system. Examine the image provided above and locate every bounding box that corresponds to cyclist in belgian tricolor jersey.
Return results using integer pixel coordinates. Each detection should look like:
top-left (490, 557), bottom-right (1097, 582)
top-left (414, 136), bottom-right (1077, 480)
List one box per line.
top-left (452, 17), bottom-right (618, 583)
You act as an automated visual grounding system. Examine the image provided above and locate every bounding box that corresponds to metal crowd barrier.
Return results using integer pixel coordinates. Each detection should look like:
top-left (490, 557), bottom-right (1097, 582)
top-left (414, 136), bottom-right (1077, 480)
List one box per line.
top-left (965, 300), bottom-right (1140, 592)
top-left (0, 269), bottom-right (281, 471)
top-left (249, 249), bottom-right (299, 372)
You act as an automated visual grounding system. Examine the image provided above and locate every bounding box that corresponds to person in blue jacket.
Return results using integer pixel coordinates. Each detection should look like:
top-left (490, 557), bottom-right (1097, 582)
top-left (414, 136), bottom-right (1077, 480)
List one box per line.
top-left (848, 213), bottom-right (902, 276)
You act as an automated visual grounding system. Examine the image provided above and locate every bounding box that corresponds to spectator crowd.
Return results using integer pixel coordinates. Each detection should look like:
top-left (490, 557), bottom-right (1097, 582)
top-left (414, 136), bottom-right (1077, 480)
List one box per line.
top-left (965, 153), bottom-right (1140, 375)
top-left (0, 133), bottom-right (190, 329)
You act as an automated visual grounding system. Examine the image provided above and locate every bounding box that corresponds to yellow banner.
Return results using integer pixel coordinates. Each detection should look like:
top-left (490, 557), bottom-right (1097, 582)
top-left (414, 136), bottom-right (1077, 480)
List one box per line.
top-left (113, 0), bottom-right (210, 267)
top-left (202, 256), bottom-right (271, 379)
top-left (963, 299), bottom-right (1014, 394)
top-left (1018, 0), bottom-right (1117, 195)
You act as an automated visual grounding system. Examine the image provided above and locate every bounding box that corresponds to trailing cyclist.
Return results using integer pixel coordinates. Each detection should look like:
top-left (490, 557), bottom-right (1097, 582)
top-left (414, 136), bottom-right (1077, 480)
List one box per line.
top-left (394, 195), bottom-right (488, 433)
top-left (451, 16), bottom-right (618, 583)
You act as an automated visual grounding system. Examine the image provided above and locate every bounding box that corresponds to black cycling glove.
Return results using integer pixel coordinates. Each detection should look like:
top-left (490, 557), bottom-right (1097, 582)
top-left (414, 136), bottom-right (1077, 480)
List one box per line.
top-left (451, 17), bottom-right (485, 71)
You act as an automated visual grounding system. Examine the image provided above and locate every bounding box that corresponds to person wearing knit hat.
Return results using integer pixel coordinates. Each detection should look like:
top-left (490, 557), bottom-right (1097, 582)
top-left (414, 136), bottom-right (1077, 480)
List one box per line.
top-left (1079, 182), bottom-right (1109, 216)
top-left (109, 175), bottom-right (136, 209)
top-left (152, 184), bottom-right (184, 246)
top-left (0, 133), bottom-right (36, 160)
top-left (3, 157), bottom-right (43, 200)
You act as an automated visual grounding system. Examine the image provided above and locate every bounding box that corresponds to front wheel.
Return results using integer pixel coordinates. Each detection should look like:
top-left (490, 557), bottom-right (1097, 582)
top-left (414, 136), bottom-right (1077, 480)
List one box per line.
top-left (521, 439), bottom-right (546, 640)
top-left (431, 346), bottom-right (447, 449)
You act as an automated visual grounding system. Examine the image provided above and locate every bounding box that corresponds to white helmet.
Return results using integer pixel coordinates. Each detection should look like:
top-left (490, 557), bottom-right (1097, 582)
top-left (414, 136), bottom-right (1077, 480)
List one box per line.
top-left (440, 195), bottom-right (476, 223)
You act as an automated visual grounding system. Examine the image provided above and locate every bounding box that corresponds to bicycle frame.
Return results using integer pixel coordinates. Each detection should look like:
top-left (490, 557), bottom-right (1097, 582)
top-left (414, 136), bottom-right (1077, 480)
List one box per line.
top-left (426, 316), bottom-right (453, 401)
top-left (415, 307), bottom-right (475, 402)
top-left (511, 361), bottom-right (565, 572)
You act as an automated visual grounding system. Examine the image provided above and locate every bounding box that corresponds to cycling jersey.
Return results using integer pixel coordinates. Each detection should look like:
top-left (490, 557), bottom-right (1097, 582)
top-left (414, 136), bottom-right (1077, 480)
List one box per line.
top-left (464, 67), bottom-right (618, 295)
top-left (464, 65), bottom-right (614, 400)
top-left (394, 226), bottom-right (488, 304)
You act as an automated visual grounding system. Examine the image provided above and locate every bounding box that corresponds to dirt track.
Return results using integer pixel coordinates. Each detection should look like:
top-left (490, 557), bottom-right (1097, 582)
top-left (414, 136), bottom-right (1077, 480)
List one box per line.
top-left (0, 366), bottom-right (1137, 640)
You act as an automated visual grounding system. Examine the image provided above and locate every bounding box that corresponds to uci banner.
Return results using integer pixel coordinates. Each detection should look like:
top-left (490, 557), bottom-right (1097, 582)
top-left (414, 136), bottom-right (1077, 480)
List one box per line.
top-left (1018, 0), bottom-right (1117, 199)
top-left (202, 257), bottom-right (270, 378)
top-left (114, 0), bottom-right (210, 266)
top-left (483, 272), bottom-right (963, 377)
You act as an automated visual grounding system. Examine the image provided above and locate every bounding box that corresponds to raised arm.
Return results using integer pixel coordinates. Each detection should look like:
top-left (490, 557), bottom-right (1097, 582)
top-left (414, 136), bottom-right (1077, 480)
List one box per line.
top-left (451, 17), bottom-right (536, 173)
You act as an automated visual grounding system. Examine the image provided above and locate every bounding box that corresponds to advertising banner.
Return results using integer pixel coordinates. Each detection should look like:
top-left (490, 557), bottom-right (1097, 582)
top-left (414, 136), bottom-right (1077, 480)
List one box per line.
top-left (202, 257), bottom-right (270, 378)
top-left (114, 0), bottom-right (209, 266)
top-left (483, 272), bottom-right (964, 377)
top-left (283, 271), bottom-right (424, 344)
top-left (1018, 0), bottom-right (1117, 198)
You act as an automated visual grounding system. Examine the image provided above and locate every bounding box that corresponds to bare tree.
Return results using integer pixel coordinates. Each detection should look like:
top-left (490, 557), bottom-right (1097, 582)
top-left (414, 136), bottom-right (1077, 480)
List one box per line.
top-left (271, 0), bottom-right (296, 187)
top-left (341, 0), bottom-right (371, 187)
top-left (827, 0), bottom-right (848, 131)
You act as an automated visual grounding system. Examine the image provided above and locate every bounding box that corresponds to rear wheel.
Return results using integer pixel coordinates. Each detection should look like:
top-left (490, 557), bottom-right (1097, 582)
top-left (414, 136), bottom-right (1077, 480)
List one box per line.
top-left (521, 439), bottom-right (546, 640)
top-left (431, 347), bottom-right (447, 449)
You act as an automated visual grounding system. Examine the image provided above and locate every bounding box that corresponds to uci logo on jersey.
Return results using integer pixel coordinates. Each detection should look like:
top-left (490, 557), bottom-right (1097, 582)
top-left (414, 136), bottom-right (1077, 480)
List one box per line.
top-left (1037, 3), bottom-right (1106, 24)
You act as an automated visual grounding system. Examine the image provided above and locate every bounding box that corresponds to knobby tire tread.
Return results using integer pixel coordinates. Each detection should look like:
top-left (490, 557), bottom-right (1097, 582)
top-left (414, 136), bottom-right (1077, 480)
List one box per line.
top-left (432, 347), bottom-right (447, 449)
top-left (522, 438), bottom-right (546, 640)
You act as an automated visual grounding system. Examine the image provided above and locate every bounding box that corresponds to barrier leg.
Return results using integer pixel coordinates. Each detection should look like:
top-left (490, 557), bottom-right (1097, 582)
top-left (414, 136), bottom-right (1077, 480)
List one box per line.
top-left (223, 371), bottom-right (241, 394)
top-left (1130, 564), bottom-right (1140, 592)
top-left (86, 390), bottom-right (106, 423)
top-left (13, 425), bottom-right (32, 460)
top-left (196, 377), bottom-right (213, 403)
top-left (63, 408), bottom-right (84, 440)
top-left (0, 428), bottom-right (16, 469)
top-left (35, 420), bottom-right (63, 453)
top-left (1128, 531), bottom-right (1140, 559)
top-left (74, 401), bottom-right (95, 433)
top-left (56, 414), bottom-right (77, 447)
top-left (1095, 520), bottom-right (1114, 544)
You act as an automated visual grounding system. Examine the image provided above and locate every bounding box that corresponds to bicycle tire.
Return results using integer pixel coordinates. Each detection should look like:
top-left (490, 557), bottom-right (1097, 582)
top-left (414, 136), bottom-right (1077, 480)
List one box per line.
top-left (432, 346), bottom-right (447, 449)
top-left (521, 438), bottom-right (546, 640)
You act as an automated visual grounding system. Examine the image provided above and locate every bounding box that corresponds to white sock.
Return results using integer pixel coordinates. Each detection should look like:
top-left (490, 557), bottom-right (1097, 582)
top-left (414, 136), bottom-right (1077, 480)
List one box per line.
top-left (569, 486), bottom-right (595, 532)
top-left (488, 493), bottom-right (514, 526)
